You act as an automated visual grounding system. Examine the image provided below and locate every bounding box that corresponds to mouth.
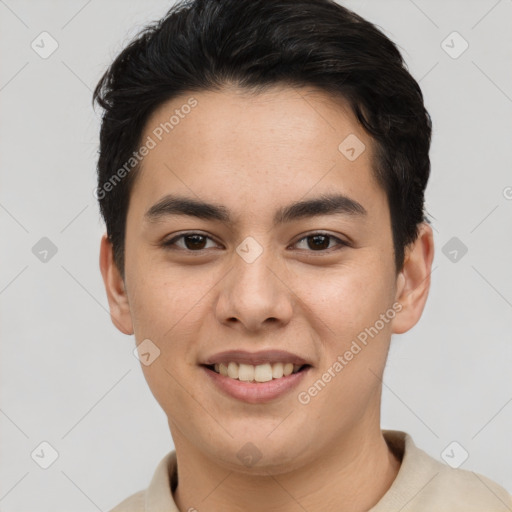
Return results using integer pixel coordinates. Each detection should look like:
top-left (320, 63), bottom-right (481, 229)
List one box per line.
top-left (200, 349), bottom-right (313, 402)
top-left (202, 362), bottom-right (311, 383)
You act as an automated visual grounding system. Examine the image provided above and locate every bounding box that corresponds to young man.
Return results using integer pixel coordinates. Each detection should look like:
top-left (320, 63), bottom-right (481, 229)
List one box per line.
top-left (94, 0), bottom-right (512, 510)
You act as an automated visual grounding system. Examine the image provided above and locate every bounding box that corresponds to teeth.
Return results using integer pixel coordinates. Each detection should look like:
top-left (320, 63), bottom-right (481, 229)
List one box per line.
top-left (210, 362), bottom-right (304, 382)
top-left (284, 363), bottom-right (294, 376)
top-left (227, 361), bottom-right (239, 379)
top-left (272, 362), bottom-right (284, 379)
top-left (238, 363), bottom-right (254, 382)
top-left (254, 363), bottom-right (273, 382)
top-left (219, 363), bottom-right (229, 376)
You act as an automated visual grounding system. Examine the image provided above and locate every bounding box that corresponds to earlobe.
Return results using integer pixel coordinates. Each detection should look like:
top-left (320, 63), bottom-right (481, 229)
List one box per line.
top-left (99, 233), bottom-right (134, 335)
top-left (391, 222), bottom-right (435, 335)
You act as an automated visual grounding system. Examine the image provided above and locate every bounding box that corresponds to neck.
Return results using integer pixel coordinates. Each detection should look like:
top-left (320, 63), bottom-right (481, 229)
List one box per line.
top-left (172, 423), bottom-right (401, 512)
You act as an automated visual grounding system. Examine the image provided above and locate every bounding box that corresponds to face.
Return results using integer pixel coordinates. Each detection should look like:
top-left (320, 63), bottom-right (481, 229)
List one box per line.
top-left (101, 85), bottom-right (433, 474)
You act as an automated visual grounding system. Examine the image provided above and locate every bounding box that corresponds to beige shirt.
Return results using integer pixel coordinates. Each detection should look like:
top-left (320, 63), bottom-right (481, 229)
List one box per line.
top-left (110, 430), bottom-right (512, 511)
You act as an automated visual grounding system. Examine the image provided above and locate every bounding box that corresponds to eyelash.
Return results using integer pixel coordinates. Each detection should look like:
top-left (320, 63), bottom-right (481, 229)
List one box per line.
top-left (162, 232), bottom-right (350, 254)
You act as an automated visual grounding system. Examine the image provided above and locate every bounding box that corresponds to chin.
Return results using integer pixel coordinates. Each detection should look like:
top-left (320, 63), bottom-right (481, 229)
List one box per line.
top-left (204, 434), bottom-right (311, 476)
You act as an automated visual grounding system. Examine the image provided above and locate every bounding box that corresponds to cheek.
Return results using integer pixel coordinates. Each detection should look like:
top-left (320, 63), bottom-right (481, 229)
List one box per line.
top-left (126, 256), bottom-right (219, 384)
top-left (296, 259), bottom-right (394, 336)
top-left (126, 251), bottom-right (202, 339)
top-left (294, 271), bottom-right (394, 426)
top-left (295, 258), bottom-right (396, 405)
top-left (130, 269), bottom-right (207, 414)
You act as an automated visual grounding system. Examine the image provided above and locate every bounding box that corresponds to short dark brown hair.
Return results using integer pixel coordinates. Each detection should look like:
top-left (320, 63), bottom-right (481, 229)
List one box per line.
top-left (93, 0), bottom-right (432, 277)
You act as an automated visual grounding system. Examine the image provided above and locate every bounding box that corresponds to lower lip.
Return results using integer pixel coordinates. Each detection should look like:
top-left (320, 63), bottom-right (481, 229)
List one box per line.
top-left (202, 365), bottom-right (311, 404)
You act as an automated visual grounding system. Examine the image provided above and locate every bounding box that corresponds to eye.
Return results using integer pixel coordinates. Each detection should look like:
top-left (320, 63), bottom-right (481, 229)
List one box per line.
top-left (161, 231), bottom-right (350, 253)
top-left (292, 232), bottom-right (349, 252)
top-left (162, 232), bottom-right (220, 251)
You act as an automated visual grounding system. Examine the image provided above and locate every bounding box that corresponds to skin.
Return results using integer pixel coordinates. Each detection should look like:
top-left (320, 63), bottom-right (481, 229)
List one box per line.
top-left (100, 85), bottom-right (434, 512)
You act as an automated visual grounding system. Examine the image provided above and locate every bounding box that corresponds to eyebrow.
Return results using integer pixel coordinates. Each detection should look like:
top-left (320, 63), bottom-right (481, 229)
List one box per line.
top-left (144, 192), bottom-right (367, 226)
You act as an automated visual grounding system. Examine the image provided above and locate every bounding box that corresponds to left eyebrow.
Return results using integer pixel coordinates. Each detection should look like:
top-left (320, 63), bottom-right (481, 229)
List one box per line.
top-left (144, 192), bottom-right (367, 226)
top-left (274, 193), bottom-right (367, 225)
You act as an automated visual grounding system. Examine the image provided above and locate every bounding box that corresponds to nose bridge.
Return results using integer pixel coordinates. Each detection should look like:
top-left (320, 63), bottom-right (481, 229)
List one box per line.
top-left (216, 235), bottom-right (293, 329)
top-left (235, 237), bottom-right (275, 295)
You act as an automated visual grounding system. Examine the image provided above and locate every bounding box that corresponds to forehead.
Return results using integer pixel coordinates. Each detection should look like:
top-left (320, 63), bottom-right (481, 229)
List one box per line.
top-left (130, 85), bottom-right (387, 224)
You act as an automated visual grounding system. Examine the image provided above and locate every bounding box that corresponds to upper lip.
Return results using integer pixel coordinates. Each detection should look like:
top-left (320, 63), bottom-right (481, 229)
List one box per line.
top-left (202, 349), bottom-right (312, 367)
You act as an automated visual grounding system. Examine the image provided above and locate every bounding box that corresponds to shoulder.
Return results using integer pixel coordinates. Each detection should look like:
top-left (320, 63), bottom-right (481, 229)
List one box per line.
top-left (375, 430), bottom-right (512, 512)
top-left (108, 490), bottom-right (145, 512)
top-left (416, 457), bottom-right (512, 510)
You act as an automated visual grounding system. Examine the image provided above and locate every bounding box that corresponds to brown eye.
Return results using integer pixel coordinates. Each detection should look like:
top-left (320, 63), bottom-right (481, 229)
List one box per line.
top-left (294, 233), bottom-right (348, 252)
top-left (307, 234), bottom-right (330, 250)
top-left (163, 233), bottom-right (218, 251)
top-left (182, 234), bottom-right (207, 250)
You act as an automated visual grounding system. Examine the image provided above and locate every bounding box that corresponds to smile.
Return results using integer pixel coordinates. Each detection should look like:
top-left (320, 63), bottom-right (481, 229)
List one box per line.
top-left (207, 362), bottom-right (307, 382)
top-left (202, 363), bottom-right (311, 404)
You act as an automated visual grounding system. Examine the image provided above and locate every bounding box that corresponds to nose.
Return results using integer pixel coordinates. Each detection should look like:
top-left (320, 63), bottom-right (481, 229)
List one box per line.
top-left (214, 239), bottom-right (294, 333)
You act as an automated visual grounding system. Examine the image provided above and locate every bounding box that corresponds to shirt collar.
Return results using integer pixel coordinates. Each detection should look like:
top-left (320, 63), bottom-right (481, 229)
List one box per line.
top-left (145, 450), bottom-right (179, 512)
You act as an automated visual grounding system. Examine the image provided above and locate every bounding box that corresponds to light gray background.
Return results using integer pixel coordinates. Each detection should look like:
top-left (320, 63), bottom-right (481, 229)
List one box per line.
top-left (1, 0), bottom-right (511, 510)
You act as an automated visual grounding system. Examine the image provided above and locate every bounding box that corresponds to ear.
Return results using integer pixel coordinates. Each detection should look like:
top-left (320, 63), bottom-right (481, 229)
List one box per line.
top-left (99, 233), bottom-right (134, 335)
top-left (391, 222), bottom-right (435, 334)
